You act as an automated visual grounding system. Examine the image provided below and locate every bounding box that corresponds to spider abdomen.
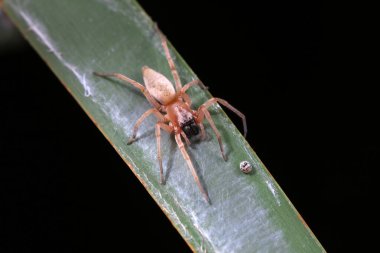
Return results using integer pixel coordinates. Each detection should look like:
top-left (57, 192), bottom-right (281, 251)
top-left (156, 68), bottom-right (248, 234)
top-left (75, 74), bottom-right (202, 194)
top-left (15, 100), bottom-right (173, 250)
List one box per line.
top-left (142, 66), bottom-right (176, 105)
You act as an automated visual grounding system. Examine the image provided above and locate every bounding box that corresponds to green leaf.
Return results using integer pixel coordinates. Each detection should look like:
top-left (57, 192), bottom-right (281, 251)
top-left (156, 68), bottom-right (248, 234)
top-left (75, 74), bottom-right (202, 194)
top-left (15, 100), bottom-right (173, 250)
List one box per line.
top-left (3, 0), bottom-right (325, 252)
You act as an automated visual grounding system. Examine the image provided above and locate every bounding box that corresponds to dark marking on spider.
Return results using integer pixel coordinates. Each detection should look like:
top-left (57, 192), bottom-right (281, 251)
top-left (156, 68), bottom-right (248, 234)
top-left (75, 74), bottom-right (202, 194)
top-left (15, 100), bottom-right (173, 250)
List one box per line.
top-left (181, 119), bottom-right (200, 137)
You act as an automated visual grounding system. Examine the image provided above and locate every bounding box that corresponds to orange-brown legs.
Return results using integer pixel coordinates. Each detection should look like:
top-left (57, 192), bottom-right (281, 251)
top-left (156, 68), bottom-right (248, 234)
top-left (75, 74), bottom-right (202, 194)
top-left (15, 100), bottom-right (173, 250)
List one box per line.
top-left (197, 98), bottom-right (247, 161)
top-left (180, 80), bottom-right (208, 106)
top-left (94, 72), bottom-right (162, 111)
top-left (199, 122), bottom-right (206, 140)
top-left (156, 27), bottom-right (182, 92)
top-left (155, 122), bottom-right (173, 184)
top-left (182, 93), bottom-right (192, 106)
top-left (180, 132), bottom-right (191, 145)
top-left (199, 97), bottom-right (247, 137)
top-left (175, 134), bottom-right (210, 204)
top-left (199, 108), bottom-right (227, 161)
top-left (181, 79), bottom-right (208, 93)
top-left (128, 108), bottom-right (166, 144)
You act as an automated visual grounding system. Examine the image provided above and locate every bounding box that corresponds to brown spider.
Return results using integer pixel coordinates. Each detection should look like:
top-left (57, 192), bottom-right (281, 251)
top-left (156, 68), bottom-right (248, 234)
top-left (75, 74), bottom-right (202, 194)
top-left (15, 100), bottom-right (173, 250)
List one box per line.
top-left (94, 28), bottom-right (246, 204)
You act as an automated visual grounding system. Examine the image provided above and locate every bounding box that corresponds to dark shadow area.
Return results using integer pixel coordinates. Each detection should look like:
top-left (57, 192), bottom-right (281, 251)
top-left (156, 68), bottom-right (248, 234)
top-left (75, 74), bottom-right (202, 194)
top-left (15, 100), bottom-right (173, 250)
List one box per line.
top-left (131, 128), bottom-right (155, 143)
top-left (164, 136), bottom-right (177, 183)
top-left (184, 144), bottom-right (212, 205)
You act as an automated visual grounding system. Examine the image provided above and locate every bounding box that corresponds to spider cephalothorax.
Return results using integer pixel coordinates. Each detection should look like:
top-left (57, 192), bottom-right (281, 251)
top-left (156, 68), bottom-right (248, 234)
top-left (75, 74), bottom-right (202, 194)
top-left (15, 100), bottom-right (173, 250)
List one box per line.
top-left (94, 27), bottom-right (246, 204)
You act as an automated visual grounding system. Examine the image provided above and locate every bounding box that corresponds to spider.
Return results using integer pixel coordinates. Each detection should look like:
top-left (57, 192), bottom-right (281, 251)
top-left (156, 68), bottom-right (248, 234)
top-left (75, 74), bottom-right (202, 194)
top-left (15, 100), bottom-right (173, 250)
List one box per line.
top-left (94, 27), bottom-right (246, 204)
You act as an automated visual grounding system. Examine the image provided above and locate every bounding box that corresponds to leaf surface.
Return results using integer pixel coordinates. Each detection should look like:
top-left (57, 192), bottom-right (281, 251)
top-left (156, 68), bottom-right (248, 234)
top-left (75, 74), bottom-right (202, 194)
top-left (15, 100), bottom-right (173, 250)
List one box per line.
top-left (3, 1), bottom-right (325, 252)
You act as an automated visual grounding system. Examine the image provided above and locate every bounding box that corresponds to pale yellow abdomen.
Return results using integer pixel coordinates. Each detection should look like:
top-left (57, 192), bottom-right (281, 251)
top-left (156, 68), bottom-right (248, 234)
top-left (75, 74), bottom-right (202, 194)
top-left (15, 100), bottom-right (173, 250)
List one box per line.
top-left (142, 66), bottom-right (176, 105)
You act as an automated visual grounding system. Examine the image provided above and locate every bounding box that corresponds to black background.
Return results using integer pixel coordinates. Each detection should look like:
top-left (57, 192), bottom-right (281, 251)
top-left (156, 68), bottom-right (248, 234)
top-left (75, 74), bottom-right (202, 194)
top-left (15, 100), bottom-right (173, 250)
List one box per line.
top-left (1, 0), bottom-right (377, 252)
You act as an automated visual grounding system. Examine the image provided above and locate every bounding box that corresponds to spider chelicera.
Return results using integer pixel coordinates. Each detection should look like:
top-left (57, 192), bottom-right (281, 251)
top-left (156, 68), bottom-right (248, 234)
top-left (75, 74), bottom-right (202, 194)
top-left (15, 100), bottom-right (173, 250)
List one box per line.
top-left (94, 27), bottom-right (246, 204)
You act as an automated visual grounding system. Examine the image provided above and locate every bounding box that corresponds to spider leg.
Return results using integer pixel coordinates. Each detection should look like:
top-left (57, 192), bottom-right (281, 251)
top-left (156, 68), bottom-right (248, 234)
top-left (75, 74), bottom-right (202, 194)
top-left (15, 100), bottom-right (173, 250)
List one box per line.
top-left (175, 133), bottom-right (211, 204)
top-left (94, 72), bottom-right (162, 111)
top-left (181, 132), bottom-right (191, 145)
top-left (155, 26), bottom-right (182, 92)
top-left (128, 108), bottom-right (166, 145)
top-left (198, 108), bottom-right (227, 161)
top-left (199, 97), bottom-right (247, 138)
top-left (155, 122), bottom-right (173, 184)
top-left (182, 93), bottom-right (192, 106)
top-left (199, 122), bottom-right (206, 140)
top-left (181, 79), bottom-right (208, 94)
top-left (180, 80), bottom-right (207, 107)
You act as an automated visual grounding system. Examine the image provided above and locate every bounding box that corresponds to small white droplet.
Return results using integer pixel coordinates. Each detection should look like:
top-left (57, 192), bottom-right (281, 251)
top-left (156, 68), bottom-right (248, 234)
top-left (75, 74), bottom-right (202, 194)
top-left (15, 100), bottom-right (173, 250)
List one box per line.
top-left (240, 161), bottom-right (252, 174)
